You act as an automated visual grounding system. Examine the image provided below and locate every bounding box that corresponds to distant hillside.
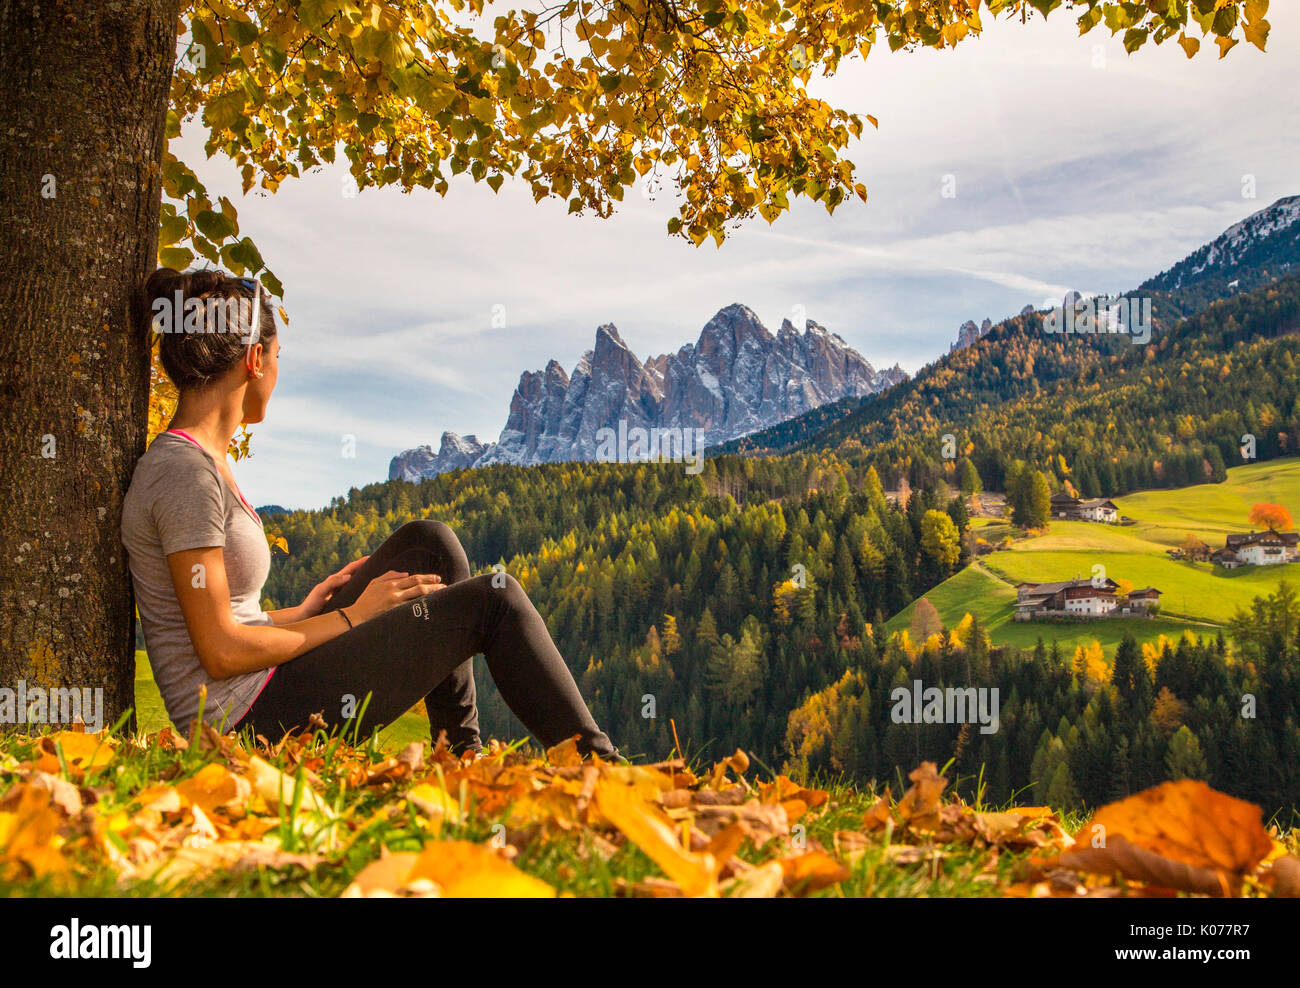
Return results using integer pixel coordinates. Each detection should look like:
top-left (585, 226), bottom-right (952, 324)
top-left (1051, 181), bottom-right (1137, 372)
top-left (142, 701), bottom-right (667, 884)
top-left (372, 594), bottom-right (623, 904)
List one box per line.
top-left (796, 272), bottom-right (1300, 497)
top-left (708, 393), bottom-right (872, 456)
top-left (1140, 195), bottom-right (1300, 321)
top-left (886, 456), bottom-right (1300, 658)
top-left (729, 195), bottom-right (1300, 462)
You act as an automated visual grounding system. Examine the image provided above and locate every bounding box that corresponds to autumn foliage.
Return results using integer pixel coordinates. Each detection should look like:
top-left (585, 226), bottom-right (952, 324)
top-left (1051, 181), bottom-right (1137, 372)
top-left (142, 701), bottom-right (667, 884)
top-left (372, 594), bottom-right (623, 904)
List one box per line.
top-left (1248, 502), bottom-right (1294, 531)
top-left (2, 725), bottom-right (1295, 898)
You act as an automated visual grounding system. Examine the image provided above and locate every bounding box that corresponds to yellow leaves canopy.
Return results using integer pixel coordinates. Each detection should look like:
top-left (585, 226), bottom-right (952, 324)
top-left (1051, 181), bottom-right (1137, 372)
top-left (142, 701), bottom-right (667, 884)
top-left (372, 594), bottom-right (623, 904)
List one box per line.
top-left (159, 0), bottom-right (1267, 288)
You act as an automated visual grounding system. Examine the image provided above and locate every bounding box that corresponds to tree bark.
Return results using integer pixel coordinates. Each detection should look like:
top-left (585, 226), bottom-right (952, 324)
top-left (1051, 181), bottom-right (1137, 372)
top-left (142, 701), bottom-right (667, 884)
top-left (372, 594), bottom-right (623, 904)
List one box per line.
top-left (0, 0), bottom-right (179, 731)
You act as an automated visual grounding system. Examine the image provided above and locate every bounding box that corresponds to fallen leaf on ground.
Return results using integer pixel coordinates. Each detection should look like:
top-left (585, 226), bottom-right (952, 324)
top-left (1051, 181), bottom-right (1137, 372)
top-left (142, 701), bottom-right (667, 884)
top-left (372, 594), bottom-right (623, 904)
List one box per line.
top-left (594, 778), bottom-right (718, 897)
top-left (897, 762), bottom-right (947, 832)
top-left (724, 860), bottom-right (785, 898)
top-left (1057, 781), bottom-right (1274, 896)
top-left (175, 763), bottom-right (252, 816)
top-left (345, 842), bottom-right (553, 897)
top-left (32, 731), bottom-right (115, 778)
top-left (407, 840), bottom-right (555, 897)
top-left (0, 785), bottom-right (71, 882)
top-left (779, 850), bottom-right (850, 894)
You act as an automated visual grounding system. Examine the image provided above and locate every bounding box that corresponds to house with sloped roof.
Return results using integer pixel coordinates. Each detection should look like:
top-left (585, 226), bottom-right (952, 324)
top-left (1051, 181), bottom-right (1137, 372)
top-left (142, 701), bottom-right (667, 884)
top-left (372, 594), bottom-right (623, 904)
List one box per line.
top-left (1014, 577), bottom-right (1120, 620)
top-left (1218, 529), bottom-right (1299, 567)
top-left (1211, 547), bottom-right (1241, 569)
top-left (1013, 577), bottom-right (1159, 620)
top-left (1049, 493), bottom-right (1080, 519)
top-left (1048, 492), bottom-right (1119, 523)
top-left (1125, 587), bottom-right (1162, 612)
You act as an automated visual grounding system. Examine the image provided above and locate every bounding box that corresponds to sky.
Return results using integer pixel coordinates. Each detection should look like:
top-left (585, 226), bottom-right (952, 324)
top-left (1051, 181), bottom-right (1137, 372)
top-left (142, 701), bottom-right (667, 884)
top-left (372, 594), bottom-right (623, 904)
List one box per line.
top-left (179, 7), bottom-right (1300, 510)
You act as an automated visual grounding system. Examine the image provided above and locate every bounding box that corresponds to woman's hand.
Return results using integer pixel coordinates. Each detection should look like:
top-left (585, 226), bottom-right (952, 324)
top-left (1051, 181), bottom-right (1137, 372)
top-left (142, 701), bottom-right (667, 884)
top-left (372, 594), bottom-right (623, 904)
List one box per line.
top-left (344, 570), bottom-right (445, 625)
top-left (297, 556), bottom-right (370, 619)
top-left (169, 547), bottom-right (419, 679)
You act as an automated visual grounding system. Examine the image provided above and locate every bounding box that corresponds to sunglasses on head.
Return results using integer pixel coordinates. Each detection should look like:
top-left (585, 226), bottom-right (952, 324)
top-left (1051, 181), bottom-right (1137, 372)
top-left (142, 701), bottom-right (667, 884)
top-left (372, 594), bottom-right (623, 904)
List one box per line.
top-left (236, 276), bottom-right (263, 358)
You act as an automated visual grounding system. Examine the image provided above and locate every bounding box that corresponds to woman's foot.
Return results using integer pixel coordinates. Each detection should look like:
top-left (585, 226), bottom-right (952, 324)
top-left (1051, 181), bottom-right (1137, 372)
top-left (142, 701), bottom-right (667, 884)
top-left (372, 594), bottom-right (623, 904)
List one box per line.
top-left (585, 746), bottom-right (629, 764)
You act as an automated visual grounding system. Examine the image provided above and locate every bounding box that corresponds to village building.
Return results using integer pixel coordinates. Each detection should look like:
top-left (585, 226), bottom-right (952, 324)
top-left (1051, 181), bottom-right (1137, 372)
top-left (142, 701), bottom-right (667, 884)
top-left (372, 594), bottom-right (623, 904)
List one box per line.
top-left (1015, 577), bottom-right (1115, 620)
top-left (1014, 577), bottom-right (1160, 621)
top-left (1214, 529), bottom-right (1299, 568)
top-left (1125, 587), bottom-right (1162, 611)
top-left (1211, 547), bottom-right (1240, 569)
top-left (1048, 492), bottom-right (1120, 524)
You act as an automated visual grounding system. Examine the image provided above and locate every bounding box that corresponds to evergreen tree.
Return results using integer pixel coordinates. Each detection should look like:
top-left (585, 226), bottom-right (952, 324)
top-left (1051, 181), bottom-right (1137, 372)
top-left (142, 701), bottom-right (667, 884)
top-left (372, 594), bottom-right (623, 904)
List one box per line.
top-left (1165, 725), bottom-right (1210, 781)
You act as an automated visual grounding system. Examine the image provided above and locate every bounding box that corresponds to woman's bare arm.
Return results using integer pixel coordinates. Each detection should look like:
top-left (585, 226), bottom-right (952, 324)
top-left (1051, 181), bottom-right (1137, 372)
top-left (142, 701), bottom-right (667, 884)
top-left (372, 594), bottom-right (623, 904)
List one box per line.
top-left (264, 555), bottom-right (374, 624)
top-left (166, 546), bottom-right (442, 679)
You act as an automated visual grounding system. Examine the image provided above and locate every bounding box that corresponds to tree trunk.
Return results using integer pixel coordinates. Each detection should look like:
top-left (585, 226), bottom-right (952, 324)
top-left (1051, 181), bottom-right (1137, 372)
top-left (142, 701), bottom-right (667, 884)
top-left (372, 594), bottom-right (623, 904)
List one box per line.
top-left (0, 0), bottom-right (179, 732)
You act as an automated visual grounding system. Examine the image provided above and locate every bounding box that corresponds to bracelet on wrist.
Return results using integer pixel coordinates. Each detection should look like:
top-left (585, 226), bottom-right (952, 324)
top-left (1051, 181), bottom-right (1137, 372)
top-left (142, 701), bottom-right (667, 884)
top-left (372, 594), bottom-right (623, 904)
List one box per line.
top-left (339, 607), bottom-right (354, 630)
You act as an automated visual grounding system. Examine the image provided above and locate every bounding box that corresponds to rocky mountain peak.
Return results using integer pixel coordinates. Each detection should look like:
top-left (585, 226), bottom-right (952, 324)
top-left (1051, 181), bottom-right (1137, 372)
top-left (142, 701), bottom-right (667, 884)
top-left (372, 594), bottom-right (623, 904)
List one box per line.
top-left (594, 322), bottom-right (629, 352)
top-left (389, 306), bottom-right (907, 480)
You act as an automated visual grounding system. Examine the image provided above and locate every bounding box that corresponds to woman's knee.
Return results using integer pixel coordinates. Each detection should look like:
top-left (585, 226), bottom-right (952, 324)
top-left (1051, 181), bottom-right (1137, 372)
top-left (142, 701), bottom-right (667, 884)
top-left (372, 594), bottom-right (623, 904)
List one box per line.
top-left (469, 570), bottom-right (529, 608)
top-left (394, 518), bottom-right (454, 545)
top-left (394, 520), bottom-right (468, 571)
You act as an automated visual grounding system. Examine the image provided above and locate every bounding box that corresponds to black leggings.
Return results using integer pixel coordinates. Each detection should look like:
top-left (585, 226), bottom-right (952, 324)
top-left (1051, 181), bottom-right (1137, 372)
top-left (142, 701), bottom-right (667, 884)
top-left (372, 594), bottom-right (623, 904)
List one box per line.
top-left (232, 520), bottom-right (617, 757)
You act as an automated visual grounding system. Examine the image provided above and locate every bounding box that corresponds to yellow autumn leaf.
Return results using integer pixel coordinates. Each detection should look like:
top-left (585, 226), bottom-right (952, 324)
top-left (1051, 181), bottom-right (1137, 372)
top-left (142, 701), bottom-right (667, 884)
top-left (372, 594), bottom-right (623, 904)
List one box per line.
top-left (33, 730), bottom-right (116, 778)
top-left (344, 851), bottom-right (424, 897)
top-left (594, 779), bottom-right (718, 897)
top-left (406, 782), bottom-right (463, 830)
top-left (245, 755), bottom-right (334, 846)
top-left (175, 762), bottom-right (253, 816)
top-left (724, 860), bottom-right (784, 897)
top-left (0, 786), bottom-right (70, 883)
top-left (407, 840), bottom-right (555, 897)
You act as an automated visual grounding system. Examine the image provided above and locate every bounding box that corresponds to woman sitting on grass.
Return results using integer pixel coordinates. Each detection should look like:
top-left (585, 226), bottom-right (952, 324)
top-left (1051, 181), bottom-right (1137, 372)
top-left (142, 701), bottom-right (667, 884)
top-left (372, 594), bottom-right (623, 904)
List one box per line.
top-left (121, 268), bottom-right (620, 760)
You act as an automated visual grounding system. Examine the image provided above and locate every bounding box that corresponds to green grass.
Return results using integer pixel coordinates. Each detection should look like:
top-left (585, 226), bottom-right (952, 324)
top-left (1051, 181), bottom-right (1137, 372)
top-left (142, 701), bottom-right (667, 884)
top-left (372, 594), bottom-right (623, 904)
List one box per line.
top-left (1118, 456), bottom-right (1300, 547)
top-left (885, 563), bottom-right (1209, 658)
top-left (134, 650), bottom-right (429, 750)
top-left (891, 457), bottom-right (1299, 658)
top-left (1001, 520), bottom-right (1170, 555)
top-left (983, 550), bottom-right (1284, 624)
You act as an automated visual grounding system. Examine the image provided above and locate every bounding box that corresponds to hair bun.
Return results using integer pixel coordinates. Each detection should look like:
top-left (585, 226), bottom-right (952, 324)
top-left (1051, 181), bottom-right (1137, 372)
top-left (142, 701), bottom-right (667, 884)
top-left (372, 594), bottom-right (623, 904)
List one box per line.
top-left (143, 267), bottom-right (188, 304)
top-left (144, 267), bottom-right (232, 305)
top-left (142, 265), bottom-right (278, 393)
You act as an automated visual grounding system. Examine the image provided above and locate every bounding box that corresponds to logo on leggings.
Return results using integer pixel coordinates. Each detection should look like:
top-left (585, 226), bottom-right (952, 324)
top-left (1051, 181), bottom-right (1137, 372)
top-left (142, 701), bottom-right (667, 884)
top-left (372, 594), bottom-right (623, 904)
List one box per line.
top-left (412, 600), bottom-right (429, 620)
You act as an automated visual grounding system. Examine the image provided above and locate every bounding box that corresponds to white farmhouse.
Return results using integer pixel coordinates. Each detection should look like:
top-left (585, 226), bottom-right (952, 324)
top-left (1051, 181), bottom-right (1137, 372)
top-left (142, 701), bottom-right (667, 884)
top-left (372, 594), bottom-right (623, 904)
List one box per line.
top-left (1014, 577), bottom-right (1123, 621)
top-left (1047, 493), bottom-right (1119, 523)
top-left (1221, 529), bottom-right (1299, 567)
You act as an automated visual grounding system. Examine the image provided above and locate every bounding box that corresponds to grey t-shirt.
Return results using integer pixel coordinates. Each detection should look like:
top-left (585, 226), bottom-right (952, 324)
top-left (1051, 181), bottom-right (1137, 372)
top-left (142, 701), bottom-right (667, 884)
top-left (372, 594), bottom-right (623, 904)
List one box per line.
top-left (121, 431), bottom-right (274, 730)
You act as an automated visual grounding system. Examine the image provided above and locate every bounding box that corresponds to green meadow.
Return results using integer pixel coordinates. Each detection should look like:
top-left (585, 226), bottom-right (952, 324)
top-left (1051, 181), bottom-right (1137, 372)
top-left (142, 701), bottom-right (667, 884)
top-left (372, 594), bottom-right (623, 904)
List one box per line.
top-left (890, 456), bottom-right (1299, 657)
